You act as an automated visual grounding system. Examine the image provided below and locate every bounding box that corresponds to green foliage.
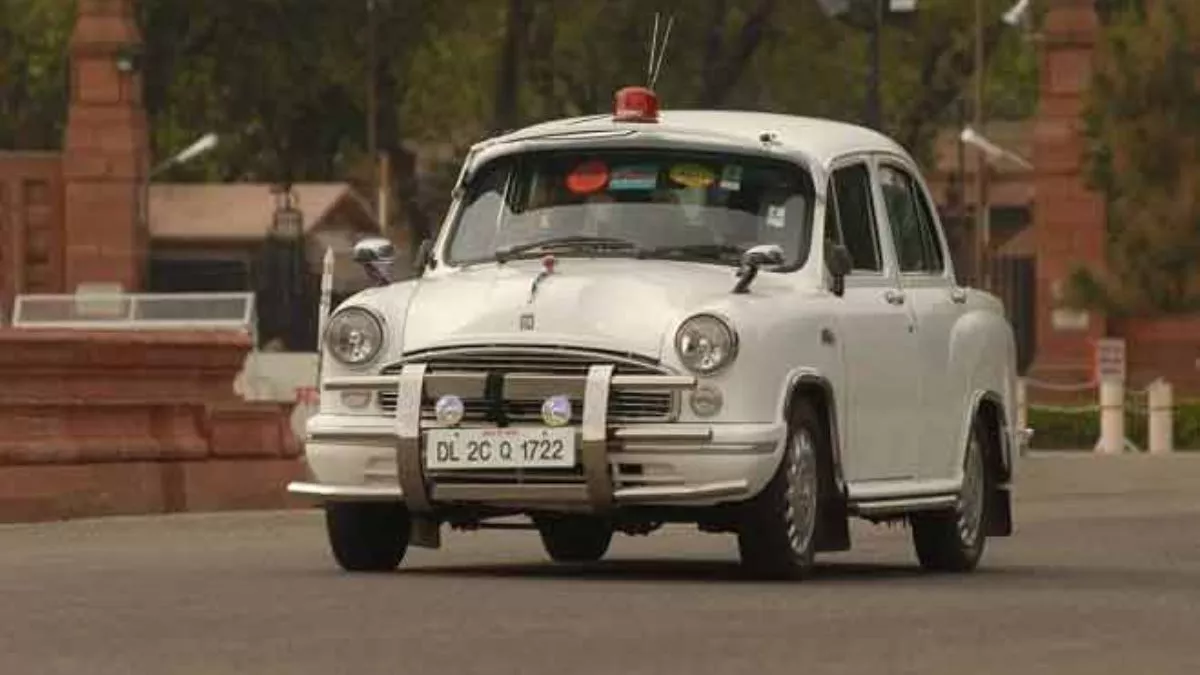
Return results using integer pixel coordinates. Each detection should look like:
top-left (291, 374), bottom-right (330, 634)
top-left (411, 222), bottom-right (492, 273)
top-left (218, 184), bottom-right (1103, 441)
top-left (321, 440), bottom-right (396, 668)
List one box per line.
top-left (1075, 0), bottom-right (1200, 316)
top-left (1, 0), bottom-right (1039, 232)
top-left (1028, 403), bottom-right (1200, 451)
top-left (0, 0), bottom-right (75, 150)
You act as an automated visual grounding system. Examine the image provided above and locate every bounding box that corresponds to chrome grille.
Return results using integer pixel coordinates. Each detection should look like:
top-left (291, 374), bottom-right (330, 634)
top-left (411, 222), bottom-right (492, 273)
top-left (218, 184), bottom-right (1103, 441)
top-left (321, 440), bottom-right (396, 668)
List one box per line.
top-left (376, 346), bottom-right (676, 423)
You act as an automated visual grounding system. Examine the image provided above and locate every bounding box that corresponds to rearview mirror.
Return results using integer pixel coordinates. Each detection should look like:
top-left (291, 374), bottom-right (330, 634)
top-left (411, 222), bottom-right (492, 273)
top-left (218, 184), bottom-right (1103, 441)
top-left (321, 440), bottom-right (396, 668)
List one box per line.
top-left (826, 243), bottom-right (852, 297)
top-left (353, 236), bottom-right (395, 285)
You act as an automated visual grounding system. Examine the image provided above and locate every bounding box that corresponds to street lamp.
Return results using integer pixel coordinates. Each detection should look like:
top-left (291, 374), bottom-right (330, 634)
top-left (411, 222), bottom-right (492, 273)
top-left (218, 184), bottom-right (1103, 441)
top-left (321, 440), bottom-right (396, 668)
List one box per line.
top-left (150, 132), bottom-right (219, 179)
top-left (138, 132), bottom-right (221, 287)
top-left (814, 0), bottom-right (919, 131)
top-left (961, 126), bottom-right (1034, 170)
top-left (970, 0), bottom-right (1033, 285)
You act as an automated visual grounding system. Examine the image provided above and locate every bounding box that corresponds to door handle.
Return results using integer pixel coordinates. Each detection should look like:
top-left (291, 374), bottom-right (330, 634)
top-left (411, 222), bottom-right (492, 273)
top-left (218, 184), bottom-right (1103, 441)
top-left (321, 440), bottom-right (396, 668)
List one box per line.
top-left (950, 287), bottom-right (967, 304)
top-left (884, 289), bottom-right (905, 305)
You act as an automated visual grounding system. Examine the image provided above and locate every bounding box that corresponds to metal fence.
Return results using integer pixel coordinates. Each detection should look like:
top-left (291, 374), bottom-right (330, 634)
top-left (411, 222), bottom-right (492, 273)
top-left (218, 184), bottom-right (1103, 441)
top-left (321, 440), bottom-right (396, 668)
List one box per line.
top-left (11, 292), bottom-right (257, 335)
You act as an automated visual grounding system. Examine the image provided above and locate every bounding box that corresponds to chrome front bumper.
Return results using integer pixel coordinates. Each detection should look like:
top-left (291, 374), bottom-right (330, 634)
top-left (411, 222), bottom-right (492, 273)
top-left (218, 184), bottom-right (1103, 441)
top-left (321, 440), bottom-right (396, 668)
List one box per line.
top-left (288, 363), bottom-right (785, 512)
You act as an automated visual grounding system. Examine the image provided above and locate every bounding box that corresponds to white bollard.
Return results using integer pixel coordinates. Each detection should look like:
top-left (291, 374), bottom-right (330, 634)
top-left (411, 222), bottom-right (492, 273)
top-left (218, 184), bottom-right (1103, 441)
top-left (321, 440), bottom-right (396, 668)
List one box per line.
top-left (1148, 378), bottom-right (1174, 455)
top-left (1097, 378), bottom-right (1125, 454)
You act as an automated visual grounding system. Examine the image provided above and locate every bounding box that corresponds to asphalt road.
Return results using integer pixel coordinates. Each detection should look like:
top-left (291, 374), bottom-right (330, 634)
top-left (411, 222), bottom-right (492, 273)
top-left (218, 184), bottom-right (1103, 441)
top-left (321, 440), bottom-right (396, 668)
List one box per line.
top-left (2, 454), bottom-right (1199, 675)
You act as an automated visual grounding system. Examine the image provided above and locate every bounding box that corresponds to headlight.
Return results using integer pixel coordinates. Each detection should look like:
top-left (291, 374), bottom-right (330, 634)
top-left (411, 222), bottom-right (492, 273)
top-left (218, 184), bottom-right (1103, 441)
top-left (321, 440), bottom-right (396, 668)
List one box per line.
top-left (324, 306), bottom-right (384, 366)
top-left (674, 314), bottom-right (738, 375)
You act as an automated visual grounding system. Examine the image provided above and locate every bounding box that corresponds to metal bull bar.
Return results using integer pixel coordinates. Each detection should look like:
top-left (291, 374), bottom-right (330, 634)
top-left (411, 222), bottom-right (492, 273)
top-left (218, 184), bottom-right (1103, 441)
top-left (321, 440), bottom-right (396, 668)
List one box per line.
top-left (319, 364), bottom-right (697, 512)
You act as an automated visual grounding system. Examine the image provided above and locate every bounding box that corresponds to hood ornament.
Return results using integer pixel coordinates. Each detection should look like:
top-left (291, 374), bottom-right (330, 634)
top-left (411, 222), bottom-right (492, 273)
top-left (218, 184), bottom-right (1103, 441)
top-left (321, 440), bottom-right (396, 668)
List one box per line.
top-left (528, 254), bottom-right (556, 304)
top-left (520, 255), bottom-right (556, 332)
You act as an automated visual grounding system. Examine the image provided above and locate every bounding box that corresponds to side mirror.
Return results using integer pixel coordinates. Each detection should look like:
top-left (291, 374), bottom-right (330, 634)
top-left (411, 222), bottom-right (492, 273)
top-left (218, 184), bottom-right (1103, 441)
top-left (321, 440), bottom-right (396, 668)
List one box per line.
top-left (741, 244), bottom-right (785, 269)
top-left (826, 243), bottom-right (852, 297)
top-left (352, 236), bottom-right (395, 286)
top-left (732, 244), bottom-right (785, 294)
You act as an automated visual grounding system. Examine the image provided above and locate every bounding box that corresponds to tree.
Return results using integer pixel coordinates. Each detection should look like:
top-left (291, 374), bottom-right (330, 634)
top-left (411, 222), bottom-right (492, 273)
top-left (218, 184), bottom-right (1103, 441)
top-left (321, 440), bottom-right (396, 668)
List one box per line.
top-left (1070, 0), bottom-right (1200, 316)
top-left (0, 0), bottom-right (74, 150)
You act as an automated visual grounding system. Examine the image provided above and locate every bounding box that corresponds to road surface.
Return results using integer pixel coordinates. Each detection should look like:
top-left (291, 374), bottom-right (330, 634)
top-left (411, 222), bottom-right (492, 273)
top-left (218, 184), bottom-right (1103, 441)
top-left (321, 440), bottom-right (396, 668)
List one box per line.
top-left (2, 454), bottom-right (1199, 675)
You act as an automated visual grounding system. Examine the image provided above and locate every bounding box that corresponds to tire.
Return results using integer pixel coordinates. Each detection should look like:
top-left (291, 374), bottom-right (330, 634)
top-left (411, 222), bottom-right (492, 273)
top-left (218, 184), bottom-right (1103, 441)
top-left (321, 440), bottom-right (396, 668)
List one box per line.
top-left (910, 416), bottom-right (991, 573)
top-left (324, 501), bottom-right (411, 572)
top-left (737, 398), bottom-right (826, 580)
top-left (534, 515), bottom-right (614, 563)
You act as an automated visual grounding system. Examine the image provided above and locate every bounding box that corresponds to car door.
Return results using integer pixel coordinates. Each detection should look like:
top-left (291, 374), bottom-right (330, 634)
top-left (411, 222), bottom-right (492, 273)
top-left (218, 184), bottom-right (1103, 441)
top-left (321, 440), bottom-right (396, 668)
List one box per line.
top-left (875, 158), bottom-right (968, 482)
top-left (825, 158), bottom-right (922, 484)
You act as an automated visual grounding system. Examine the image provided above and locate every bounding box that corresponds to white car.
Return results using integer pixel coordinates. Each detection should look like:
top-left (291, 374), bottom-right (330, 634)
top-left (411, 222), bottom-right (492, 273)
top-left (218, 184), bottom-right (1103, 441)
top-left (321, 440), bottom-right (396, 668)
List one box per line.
top-left (289, 87), bottom-right (1022, 579)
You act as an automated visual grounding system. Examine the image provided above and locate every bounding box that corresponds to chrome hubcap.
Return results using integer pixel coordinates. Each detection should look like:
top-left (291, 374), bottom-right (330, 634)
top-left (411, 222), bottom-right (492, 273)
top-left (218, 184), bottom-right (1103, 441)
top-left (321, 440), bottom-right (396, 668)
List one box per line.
top-left (785, 428), bottom-right (818, 554)
top-left (957, 433), bottom-right (985, 546)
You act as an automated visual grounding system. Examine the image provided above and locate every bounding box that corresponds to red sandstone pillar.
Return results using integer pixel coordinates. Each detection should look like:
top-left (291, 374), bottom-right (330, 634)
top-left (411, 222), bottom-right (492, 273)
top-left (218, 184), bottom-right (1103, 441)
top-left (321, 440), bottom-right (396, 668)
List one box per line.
top-left (1031, 0), bottom-right (1107, 376)
top-left (61, 0), bottom-right (149, 293)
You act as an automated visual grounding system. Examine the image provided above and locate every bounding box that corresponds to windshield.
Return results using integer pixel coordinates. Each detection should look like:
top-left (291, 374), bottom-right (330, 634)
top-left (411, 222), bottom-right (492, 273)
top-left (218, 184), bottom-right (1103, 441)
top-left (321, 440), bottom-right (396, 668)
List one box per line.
top-left (444, 148), bottom-right (816, 268)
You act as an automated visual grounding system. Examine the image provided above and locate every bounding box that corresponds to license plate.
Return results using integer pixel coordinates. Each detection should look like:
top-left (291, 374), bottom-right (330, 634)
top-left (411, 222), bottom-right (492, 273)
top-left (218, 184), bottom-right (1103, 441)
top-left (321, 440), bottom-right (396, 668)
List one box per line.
top-left (424, 427), bottom-right (577, 470)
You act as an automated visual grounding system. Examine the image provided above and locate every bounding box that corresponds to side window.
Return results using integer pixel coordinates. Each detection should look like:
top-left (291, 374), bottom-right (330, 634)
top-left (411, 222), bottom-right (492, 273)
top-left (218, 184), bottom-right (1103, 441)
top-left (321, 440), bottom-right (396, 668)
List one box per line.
top-left (830, 163), bottom-right (882, 272)
top-left (878, 164), bottom-right (945, 274)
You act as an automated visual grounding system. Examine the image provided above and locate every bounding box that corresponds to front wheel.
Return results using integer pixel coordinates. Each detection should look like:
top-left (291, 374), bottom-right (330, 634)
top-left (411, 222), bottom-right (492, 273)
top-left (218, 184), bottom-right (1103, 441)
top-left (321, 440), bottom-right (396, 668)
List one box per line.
top-left (737, 399), bottom-right (826, 579)
top-left (910, 417), bottom-right (991, 572)
top-left (324, 501), bottom-right (411, 572)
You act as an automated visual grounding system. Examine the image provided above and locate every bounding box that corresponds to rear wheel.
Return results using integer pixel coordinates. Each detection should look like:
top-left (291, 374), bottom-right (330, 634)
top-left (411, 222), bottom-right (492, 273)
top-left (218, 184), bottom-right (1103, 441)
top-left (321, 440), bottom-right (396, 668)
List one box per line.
top-left (534, 515), bottom-right (614, 563)
top-left (737, 399), bottom-right (825, 580)
top-left (910, 417), bottom-right (991, 572)
top-left (324, 501), bottom-right (411, 572)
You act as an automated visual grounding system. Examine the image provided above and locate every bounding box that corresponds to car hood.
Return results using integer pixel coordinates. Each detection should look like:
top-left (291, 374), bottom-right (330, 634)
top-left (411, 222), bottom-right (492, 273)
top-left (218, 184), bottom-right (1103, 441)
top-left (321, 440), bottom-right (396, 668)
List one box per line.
top-left (399, 258), bottom-right (744, 359)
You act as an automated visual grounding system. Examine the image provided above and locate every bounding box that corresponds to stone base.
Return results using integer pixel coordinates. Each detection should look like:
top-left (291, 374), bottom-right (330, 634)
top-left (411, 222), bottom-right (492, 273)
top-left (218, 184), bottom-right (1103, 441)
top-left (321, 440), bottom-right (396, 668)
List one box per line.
top-left (0, 459), bottom-right (310, 524)
top-left (0, 328), bottom-right (308, 523)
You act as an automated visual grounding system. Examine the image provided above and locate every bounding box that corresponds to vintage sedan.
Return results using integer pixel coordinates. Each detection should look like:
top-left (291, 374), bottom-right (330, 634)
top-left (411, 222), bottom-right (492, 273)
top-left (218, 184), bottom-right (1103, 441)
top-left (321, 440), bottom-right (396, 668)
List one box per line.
top-left (288, 87), bottom-right (1022, 579)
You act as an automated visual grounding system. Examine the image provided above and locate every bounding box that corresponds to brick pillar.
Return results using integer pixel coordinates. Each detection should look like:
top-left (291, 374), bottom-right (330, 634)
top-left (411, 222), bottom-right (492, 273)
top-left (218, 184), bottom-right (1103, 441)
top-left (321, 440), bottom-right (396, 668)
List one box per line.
top-left (1031, 0), bottom-right (1107, 375)
top-left (61, 0), bottom-right (149, 293)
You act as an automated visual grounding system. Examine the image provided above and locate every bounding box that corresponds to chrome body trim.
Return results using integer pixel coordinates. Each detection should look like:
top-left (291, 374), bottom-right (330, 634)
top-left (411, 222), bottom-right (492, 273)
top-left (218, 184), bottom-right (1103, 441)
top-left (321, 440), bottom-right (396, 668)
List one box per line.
top-left (852, 494), bottom-right (958, 517)
top-left (288, 482), bottom-right (403, 501)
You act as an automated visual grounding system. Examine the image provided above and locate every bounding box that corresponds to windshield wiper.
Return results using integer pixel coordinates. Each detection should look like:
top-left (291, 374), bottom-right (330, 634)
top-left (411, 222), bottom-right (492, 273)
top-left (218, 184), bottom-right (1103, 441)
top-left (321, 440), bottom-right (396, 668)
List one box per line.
top-left (494, 235), bottom-right (643, 263)
top-left (638, 243), bottom-right (746, 263)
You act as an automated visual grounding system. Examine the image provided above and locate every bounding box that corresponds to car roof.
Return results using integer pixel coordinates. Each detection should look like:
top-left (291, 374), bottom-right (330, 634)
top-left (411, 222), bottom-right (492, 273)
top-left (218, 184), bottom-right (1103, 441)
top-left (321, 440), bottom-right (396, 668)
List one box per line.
top-left (486, 109), bottom-right (912, 168)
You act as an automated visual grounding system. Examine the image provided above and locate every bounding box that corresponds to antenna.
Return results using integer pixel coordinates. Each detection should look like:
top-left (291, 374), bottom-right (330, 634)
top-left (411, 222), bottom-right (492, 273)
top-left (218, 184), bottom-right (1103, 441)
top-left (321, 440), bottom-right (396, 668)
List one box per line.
top-left (645, 12), bottom-right (675, 89)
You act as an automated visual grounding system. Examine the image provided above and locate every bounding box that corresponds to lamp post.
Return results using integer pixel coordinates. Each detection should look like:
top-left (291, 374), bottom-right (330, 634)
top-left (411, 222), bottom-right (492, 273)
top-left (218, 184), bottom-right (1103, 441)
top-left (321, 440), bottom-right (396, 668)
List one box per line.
top-left (138, 132), bottom-right (219, 283)
top-left (814, 0), bottom-right (918, 131)
top-left (971, 0), bottom-right (1033, 286)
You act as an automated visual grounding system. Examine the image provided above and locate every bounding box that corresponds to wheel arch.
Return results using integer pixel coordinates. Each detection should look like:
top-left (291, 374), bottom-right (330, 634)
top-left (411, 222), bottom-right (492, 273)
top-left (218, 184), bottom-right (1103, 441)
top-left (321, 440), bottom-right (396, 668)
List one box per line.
top-left (781, 371), bottom-right (852, 552)
top-left (781, 372), bottom-right (845, 495)
top-left (967, 390), bottom-right (1012, 484)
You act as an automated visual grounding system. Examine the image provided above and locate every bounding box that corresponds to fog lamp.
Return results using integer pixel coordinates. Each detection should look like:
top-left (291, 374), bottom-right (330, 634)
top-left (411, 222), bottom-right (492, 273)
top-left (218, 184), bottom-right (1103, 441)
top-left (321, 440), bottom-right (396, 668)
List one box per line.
top-left (435, 395), bottom-right (465, 426)
top-left (689, 385), bottom-right (724, 417)
top-left (340, 390), bottom-right (371, 410)
top-left (541, 395), bottom-right (573, 427)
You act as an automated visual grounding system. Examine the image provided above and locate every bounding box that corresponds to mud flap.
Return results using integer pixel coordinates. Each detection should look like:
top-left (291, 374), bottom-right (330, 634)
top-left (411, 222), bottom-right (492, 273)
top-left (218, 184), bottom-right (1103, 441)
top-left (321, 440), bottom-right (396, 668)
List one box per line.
top-left (410, 515), bottom-right (442, 549)
top-left (986, 486), bottom-right (1013, 537)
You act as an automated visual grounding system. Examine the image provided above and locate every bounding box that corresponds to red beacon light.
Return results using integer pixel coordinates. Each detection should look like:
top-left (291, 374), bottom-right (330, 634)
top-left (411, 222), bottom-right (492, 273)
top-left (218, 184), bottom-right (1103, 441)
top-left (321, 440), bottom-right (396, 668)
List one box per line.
top-left (613, 86), bottom-right (660, 123)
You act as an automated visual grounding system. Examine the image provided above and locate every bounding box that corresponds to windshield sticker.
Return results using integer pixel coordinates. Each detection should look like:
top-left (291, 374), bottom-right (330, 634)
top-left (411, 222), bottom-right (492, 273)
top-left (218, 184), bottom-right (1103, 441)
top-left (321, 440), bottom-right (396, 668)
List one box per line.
top-left (719, 165), bottom-right (743, 191)
top-left (668, 163), bottom-right (715, 189)
top-left (565, 160), bottom-right (609, 195)
top-left (609, 164), bottom-right (659, 191)
top-left (766, 205), bottom-right (787, 229)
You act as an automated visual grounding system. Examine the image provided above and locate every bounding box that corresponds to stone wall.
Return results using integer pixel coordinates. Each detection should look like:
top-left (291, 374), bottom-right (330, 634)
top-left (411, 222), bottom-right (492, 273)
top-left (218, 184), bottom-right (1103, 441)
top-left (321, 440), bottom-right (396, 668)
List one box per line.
top-left (0, 153), bottom-right (66, 320)
top-left (1030, 0), bottom-right (1107, 376)
top-left (0, 328), bottom-right (306, 522)
top-left (1113, 318), bottom-right (1200, 397)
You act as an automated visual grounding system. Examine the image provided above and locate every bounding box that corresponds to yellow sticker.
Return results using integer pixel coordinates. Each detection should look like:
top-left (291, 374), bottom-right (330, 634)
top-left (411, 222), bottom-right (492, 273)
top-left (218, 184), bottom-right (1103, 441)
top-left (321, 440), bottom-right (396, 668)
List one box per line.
top-left (668, 163), bottom-right (715, 189)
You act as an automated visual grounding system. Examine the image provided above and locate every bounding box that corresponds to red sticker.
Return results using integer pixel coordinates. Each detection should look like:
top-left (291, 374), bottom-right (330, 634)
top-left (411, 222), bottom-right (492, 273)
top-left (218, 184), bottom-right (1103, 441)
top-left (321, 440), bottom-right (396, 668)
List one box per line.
top-left (566, 160), bottom-right (609, 194)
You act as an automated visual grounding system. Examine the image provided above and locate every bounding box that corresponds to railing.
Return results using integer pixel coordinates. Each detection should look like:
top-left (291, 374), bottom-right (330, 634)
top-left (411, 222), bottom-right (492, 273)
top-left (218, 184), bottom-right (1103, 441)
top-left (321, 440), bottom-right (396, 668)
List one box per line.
top-left (10, 292), bottom-right (256, 334)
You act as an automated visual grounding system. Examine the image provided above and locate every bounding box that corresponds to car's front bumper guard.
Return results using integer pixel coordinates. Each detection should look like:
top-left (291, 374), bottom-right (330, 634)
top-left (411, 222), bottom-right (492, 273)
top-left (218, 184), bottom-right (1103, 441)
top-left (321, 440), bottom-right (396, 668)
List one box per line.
top-left (293, 363), bottom-right (706, 513)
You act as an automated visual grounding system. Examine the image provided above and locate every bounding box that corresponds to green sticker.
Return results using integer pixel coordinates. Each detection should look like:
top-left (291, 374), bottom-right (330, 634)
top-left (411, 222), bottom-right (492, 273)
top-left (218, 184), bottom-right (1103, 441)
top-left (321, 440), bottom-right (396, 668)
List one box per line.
top-left (609, 164), bottom-right (659, 191)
